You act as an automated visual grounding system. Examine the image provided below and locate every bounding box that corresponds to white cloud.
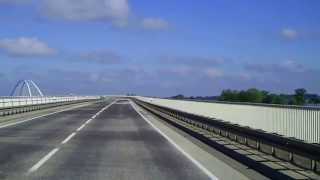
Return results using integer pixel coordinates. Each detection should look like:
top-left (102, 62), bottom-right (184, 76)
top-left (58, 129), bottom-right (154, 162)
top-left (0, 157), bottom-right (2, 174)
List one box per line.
top-left (0, 0), bottom-right (29, 4)
top-left (245, 60), bottom-right (308, 73)
top-left (281, 60), bottom-right (307, 73)
top-left (79, 49), bottom-right (122, 64)
top-left (204, 68), bottom-right (224, 78)
top-left (141, 17), bottom-right (169, 30)
top-left (170, 66), bottom-right (193, 76)
top-left (161, 56), bottom-right (225, 66)
top-left (0, 37), bottom-right (56, 57)
top-left (1, 0), bottom-right (169, 30)
top-left (281, 28), bottom-right (299, 40)
top-left (40, 0), bottom-right (130, 26)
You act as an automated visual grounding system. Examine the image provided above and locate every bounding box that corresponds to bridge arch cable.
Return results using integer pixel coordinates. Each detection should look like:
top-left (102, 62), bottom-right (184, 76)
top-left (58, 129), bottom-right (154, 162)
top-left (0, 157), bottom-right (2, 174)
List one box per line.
top-left (10, 80), bottom-right (44, 97)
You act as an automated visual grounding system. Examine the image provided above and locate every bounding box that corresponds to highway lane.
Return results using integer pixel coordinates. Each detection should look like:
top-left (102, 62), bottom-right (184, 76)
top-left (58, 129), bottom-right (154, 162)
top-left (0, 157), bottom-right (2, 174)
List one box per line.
top-left (1, 99), bottom-right (212, 180)
top-left (0, 101), bottom-right (110, 179)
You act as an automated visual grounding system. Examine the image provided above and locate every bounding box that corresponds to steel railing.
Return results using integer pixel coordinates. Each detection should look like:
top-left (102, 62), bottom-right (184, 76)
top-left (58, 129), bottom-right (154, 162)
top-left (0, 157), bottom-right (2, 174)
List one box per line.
top-left (136, 96), bottom-right (320, 143)
top-left (133, 98), bottom-right (320, 177)
top-left (0, 96), bottom-right (100, 117)
top-left (0, 96), bottom-right (99, 108)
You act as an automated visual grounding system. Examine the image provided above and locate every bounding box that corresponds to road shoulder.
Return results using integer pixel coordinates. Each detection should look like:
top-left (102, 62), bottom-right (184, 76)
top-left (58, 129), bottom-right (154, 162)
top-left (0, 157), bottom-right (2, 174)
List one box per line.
top-left (131, 101), bottom-right (269, 180)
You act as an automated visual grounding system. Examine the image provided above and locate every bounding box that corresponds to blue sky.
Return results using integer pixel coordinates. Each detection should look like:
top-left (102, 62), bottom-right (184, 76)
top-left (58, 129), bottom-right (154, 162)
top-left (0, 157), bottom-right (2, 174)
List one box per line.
top-left (0, 0), bottom-right (319, 96)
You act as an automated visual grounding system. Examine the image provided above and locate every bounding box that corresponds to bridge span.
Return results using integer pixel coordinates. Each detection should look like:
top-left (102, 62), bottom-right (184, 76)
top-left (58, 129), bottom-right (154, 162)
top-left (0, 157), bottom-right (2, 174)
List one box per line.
top-left (0, 96), bottom-right (319, 180)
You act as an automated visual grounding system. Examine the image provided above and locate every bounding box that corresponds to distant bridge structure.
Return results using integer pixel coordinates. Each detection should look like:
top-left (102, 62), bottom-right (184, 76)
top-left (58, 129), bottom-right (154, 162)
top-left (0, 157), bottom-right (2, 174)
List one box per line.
top-left (10, 80), bottom-right (44, 97)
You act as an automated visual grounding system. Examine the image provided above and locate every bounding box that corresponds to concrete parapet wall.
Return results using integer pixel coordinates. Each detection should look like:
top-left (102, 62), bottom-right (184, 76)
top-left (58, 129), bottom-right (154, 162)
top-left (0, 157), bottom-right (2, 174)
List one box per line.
top-left (136, 96), bottom-right (320, 143)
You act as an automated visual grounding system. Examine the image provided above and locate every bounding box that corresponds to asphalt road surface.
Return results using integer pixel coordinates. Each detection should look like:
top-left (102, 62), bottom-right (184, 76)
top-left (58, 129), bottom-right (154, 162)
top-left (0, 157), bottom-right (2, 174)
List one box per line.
top-left (0, 99), bottom-right (211, 180)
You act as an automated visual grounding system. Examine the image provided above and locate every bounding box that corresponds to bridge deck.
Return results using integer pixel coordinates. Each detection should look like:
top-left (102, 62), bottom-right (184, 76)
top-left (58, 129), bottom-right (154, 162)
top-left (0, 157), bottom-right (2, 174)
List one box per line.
top-left (0, 100), bottom-right (211, 180)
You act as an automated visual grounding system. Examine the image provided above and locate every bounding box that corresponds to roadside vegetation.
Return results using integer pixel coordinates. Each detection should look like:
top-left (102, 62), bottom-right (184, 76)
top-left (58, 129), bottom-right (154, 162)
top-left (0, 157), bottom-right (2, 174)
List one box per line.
top-left (171, 88), bottom-right (320, 106)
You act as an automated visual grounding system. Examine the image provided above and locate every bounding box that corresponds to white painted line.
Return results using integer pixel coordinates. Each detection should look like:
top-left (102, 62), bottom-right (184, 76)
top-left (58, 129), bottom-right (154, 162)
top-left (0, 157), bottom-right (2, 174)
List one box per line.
top-left (81, 100), bottom-right (117, 127)
top-left (28, 148), bottom-right (59, 173)
top-left (85, 119), bottom-right (92, 124)
top-left (77, 124), bottom-right (86, 131)
top-left (115, 102), bottom-right (130, 104)
top-left (26, 100), bottom-right (118, 174)
top-left (93, 100), bottom-right (117, 119)
top-left (0, 104), bottom-right (91, 129)
top-left (61, 132), bottom-right (76, 144)
top-left (130, 101), bottom-right (218, 180)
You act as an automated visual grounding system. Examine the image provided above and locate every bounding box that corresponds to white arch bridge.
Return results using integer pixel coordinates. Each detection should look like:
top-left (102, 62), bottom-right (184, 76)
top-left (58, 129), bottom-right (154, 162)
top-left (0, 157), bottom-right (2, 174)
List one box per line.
top-left (1, 80), bottom-right (99, 108)
top-left (10, 80), bottom-right (44, 97)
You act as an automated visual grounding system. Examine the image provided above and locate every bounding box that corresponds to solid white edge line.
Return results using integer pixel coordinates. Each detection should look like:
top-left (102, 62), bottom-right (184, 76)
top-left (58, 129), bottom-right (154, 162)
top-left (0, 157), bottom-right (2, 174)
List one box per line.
top-left (77, 124), bottom-right (86, 131)
top-left (0, 103), bottom-right (91, 129)
top-left (28, 148), bottom-right (59, 173)
top-left (130, 101), bottom-right (219, 180)
top-left (61, 132), bottom-right (76, 144)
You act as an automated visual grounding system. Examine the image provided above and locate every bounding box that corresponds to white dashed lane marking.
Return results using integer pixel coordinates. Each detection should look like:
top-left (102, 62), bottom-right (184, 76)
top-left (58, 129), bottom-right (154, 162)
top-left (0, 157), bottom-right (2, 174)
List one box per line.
top-left (76, 124), bottom-right (86, 132)
top-left (27, 100), bottom-right (117, 174)
top-left (61, 132), bottom-right (76, 144)
top-left (28, 148), bottom-right (60, 173)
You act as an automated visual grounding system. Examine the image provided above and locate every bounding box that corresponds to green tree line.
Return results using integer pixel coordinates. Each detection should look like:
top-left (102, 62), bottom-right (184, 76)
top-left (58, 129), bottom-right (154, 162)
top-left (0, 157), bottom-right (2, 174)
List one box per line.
top-left (218, 88), bottom-right (319, 105)
top-left (171, 88), bottom-right (320, 106)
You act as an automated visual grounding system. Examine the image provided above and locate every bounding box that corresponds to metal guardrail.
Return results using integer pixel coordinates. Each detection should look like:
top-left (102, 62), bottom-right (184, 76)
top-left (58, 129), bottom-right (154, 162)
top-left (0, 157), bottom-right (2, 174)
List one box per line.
top-left (0, 96), bottom-right (100, 117)
top-left (133, 98), bottom-right (320, 176)
top-left (136, 97), bottom-right (320, 143)
top-left (0, 96), bottom-right (99, 109)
